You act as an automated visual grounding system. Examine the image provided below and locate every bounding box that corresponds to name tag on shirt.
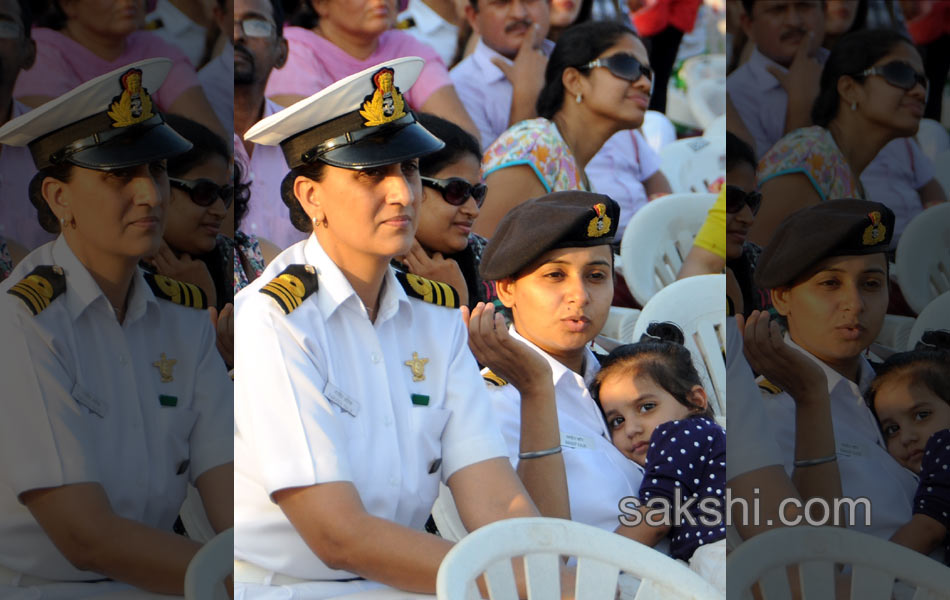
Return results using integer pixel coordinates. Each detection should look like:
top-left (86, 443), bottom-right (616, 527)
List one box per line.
top-left (561, 432), bottom-right (595, 450)
top-left (837, 441), bottom-right (864, 459)
top-left (72, 382), bottom-right (107, 418)
top-left (325, 382), bottom-right (360, 417)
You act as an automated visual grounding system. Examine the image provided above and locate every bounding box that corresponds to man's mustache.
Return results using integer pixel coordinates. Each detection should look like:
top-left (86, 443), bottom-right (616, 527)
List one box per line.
top-left (505, 19), bottom-right (533, 33)
top-left (780, 27), bottom-right (808, 42)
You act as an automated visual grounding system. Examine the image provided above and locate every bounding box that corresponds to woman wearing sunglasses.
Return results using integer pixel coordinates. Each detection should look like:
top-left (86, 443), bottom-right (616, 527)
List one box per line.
top-left (393, 113), bottom-right (493, 309)
top-left (146, 115), bottom-right (233, 314)
top-left (475, 21), bottom-right (653, 238)
top-left (749, 29), bottom-right (930, 246)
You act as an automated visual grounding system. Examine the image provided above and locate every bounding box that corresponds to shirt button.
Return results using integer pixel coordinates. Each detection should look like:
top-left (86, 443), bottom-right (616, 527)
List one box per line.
top-left (371, 353), bottom-right (381, 364)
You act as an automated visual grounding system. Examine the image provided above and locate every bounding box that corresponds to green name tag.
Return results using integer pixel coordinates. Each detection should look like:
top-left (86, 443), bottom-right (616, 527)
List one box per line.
top-left (411, 394), bottom-right (429, 406)
top-left (159, 394), bottom-right (178, 407)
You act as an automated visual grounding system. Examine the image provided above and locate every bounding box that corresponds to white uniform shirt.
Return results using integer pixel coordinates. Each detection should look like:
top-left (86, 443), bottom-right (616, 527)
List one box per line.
top-left (233, 235), bottom-right (508, 580)
top-left (0, 237), bottom-right (232, 581)
top-left (145, 0), bottom-right (208, 68)
top-left (758, 338), bottom-right (917, 539)
top-left (485, 328), bottom-right (644, 532)
top-left (397, 0), bottom-right (458, 67)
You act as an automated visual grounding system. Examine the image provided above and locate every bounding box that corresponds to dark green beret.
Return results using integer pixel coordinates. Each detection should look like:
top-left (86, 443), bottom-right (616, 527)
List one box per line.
top-left (754, 198), bottom-right (894, 289)
top-left (479, 191), bottom-right (620, 280)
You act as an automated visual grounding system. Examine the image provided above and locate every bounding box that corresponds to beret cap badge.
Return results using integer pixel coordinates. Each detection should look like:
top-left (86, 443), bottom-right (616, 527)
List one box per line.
top-left (360, 67), bottom-right (406, 127)
top-left (587, 202), bottom-right (611, 238)
top-left (107, 68), bottom-right (155, 128)
top-left (862, 211), bottom-right (886, 246)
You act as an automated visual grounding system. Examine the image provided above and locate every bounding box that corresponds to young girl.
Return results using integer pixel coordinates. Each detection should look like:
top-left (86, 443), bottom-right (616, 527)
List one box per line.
top-left (868, 336), bottom-right (950, 564)
top-left (592, 322), bottom-right (726, 594)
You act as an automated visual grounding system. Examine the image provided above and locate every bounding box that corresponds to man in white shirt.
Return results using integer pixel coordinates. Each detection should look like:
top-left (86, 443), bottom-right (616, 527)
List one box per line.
top-left (397, 0), bottom-right (463, 66)
top-left (145, 0), bottom-right (212, 68)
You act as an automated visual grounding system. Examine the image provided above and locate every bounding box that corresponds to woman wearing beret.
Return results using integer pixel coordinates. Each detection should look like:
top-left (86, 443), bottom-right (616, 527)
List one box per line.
top-left (234, 58), bottom-right (545, 599)
top-left (467, 191), bottom-right (643, 531)
top-left (0, 60), bottom-right (233, 598)
top-left (475, 20), bottom-right (657, 238)
top-left (740, 199), bottom-right (918, 541)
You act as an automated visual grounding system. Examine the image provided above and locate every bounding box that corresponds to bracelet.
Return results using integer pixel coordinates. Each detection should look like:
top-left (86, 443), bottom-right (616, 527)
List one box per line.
top-left (518, 446), bottom-right (562, 460)
top-left (794, 454), bottom-right (837, 468)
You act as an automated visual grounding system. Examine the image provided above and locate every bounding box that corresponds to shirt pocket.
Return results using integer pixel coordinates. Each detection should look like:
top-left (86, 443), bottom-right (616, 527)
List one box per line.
top-left (155, 407), bottom-right (199, 492)
top-left (410, 406), bottom-right (451, 504)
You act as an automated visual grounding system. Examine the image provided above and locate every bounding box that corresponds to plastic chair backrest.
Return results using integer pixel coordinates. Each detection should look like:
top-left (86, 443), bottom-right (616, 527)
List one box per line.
top-left (436, 517), bottom-right (720, 600)
top-left (895, 203), bottom-right (950, 314)
top-left (907, 291), bottom-right (950, 350)
top-left (620, 193), bottom-right (717, 306)
top-left (631, 275), bottom-right (727, 416)
top-left (640, 110), bottom-right (677, 155)
top-left (727, 526), bottom-right (950, 600)
top-left (915, 118), bottom-right (950, 162)
top-left (184, 528), bottom-right (233, 600)
top-left (703, 114), bottom-right (726, 142)
top-left (688, 78), bottom-right (726, 130)
top-left (660, 137), bottom-right (726, 194)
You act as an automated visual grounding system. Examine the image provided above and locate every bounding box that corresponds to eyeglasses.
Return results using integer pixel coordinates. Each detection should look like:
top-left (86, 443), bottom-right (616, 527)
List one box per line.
top-left (170, 178), bottom-right (234, 209)
top-left (0, 19), bottom-right (23, 39)
top-left (581, 53), bottom-right (653, 85)
top-left (235, 17), bottom-right (276, 38)
top-left (859, 61), bottom-right (928, 93)
top-left (726, 185), bottom-right (761, 215)
top-left (421, 176), bottom-right (487, 208)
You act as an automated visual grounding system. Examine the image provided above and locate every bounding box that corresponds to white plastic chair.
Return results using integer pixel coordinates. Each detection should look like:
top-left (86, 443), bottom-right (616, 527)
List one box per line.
top-left (702, 114), bottom-right (726, 142)
top-left (184, 528), bottom-right (233, 600)
top-left (659, 137), bottom-right (726, 194)
top-left (436, 517), bottom-right (721, 600)
top-left (687, 78), bottom-right (726, 131)
top-left (915, 118), bottom-right (950, 162)
top-left (640, 110), bottom-right (677, 155)
top-left (895, 203), bottom-right (950, 314)
top-left (631, 275), bottom-right (726, 417)
top-left (620, 193), bottom-right (717, 306)
top-left (934, 149), bottom-right (950, 196)
top-left (727, 526), bottom-right (950, 600)
top-left (907, 291), bottom-right (950, 350)
top-left (600, 306), bottom-right (641, 342)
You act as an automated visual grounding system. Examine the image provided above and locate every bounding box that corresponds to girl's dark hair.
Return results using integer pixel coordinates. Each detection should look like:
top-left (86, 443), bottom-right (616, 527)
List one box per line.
top-left (812, 28), bottom-right (915, 127)
top-left (289, 0), bottom-right (319, 28)
top-left (28, 163), bottom-right (74, 233)
top-left (537, 20), bottom-right (638, 119)
top-left (164, 115), bottom-right (231, 177)
top-left (280, 161), bottom-right (327, 232)
top-left (726, 131), bottom-right (756, 173)
top-left (234, 160), bottom-right (252, 232)
top-left (37, 0), bottom-right (67, 29)
top-left (868, 331), bottom-right (950, 417)
top-left (417, 113), bottom-right (481, 176)
top-left (591, 321), bottom-right (714, 418)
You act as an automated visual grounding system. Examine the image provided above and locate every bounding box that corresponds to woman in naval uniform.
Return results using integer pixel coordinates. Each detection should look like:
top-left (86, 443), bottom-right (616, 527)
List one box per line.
top-left (233, 57), bottom-right (543, 599)
top-left (0, 59), bottom-right (234, 599)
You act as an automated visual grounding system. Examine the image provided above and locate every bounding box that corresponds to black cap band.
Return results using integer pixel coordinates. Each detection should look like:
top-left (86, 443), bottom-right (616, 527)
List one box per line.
top-left (280, 110), bottom-right (416, 168)
top-left (32, 113), bottom-right (167, 170)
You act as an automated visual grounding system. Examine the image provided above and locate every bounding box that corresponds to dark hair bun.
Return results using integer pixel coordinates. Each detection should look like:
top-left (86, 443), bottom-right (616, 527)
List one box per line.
top-left (916, 330), bottom-right (950, 352)
top-left (641, 321), bottom-right (685, 345)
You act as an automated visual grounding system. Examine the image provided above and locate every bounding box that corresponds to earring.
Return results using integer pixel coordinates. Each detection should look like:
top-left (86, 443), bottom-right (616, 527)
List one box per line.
top-left (851, 101), bottom-right (857, 111)
top-left (576, 92), bottom-right (583, 104)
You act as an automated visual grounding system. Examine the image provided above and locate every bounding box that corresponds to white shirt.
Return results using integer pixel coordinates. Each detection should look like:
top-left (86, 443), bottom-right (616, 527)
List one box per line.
top-left (758, 337), bottom-right (917, 540)
top-left (199, 42), bottom-right (234, 133)
top-left (485, 328), bottom-right (644, 532)
top-left (145, 0), bottom-right (208, 68)
top-left (397, 0), bottom-right (458, 67)
top-left (233, 236), bottom-right (508, 581)
top-left (0, 237), bottom-right (232, 581)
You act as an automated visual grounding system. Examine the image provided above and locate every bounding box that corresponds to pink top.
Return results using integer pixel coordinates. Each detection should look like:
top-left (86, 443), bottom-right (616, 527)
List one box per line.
top-left (264, 26), bottom-right (451, 108)
top-left (14, 28), bottom-right (199, 110)
top-left (0, 101), bottom-right (55, 251)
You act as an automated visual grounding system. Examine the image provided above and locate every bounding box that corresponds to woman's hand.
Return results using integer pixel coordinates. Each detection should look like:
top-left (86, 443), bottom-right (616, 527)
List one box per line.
top-left (462, 302), bottom-right (552, 393)
top-left (148, 241), bottom-right (218, 309)
top-left (738, 310), bottom-right (828, 404)
top-left (399, 240), bottom-right (469, 307)
top-left (208, 303), bottom-right (234, 368)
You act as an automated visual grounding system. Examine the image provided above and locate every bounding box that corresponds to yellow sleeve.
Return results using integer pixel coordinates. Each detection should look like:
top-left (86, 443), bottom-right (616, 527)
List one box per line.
top-left (691, 186), bottom-right (727, 259)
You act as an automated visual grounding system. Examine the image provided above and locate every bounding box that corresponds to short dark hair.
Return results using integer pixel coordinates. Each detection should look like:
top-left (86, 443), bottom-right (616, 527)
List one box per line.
top-left (868, 346), bottom-right (950, 422)
top-left (289, 0), bottom-right (318, 29)
top-left (726, 131), bottom-right (756, 173)
top-left (270, 0), bottom-right (285, 37)
top-left (811, 28), bottom-right (915, 127)
top-left (28, 163), bottom-right (73, 234)
top-left (164, 115), bottom-right (232, 177)
top-left (234, 159), bottom-right (252, 232)
top-left (417, 113), bottom-right (481, 177)
top-left (280, 161), bottom-right (327, 232)
top-left (16, 0), bottom-right (31, 33)
top-left (536, 20), bottom-right (638, 119)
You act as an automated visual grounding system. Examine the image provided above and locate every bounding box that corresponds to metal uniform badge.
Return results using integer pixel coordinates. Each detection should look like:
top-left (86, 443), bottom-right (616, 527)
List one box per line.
top-left (152, 352), bottom-right (177, 383)
top-left (862, 211), bottom-right (886, 246)
top-left (107, 68), bottom-right (155, 128)
top-left (360, 67), bottom-right (407, 127)
top-left (587, 202), bottom-right (611, 238)
top-left (404, 352), bottom-right (429, 382)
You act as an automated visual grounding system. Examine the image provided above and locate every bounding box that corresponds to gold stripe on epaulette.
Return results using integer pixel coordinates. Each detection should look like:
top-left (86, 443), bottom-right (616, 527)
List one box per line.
top-left (482, 370), bottom-right (508, 387)
top-left (259, 266), bottom-right (319, 314)
top-left (145, 273), bottom-right (208, 309)
top-left (397, 272), bottom-right (460, 308)
top-left (758, 378), bottom-right (782, 395)
top-left (6, 266), bottom-right (66, 315)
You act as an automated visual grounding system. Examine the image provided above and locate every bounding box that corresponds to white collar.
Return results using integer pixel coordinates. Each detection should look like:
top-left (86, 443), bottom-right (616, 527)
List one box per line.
top-left (785, 334), bottom-right (876, 402)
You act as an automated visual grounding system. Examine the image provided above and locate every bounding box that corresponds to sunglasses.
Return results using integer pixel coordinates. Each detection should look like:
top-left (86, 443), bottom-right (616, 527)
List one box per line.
top-left (170, 178), bottom-right (234, 209)
top-left (235, 17), bottom-right (276, 38)
top-left (421, 176), bottom-right (487, 208)
top-left (726, 185), bottom-right (761, 215)
top-left (859, 61), bottom-right (928, 93)
top-left (581, 53), bottom-right (653, 85)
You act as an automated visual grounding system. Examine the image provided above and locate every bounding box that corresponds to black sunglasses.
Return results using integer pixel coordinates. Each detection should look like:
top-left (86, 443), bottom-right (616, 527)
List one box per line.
top-left (859, 61), bottom-right (928, 93)
top-left (170, 178), bottom-right (234, 209)
top-left (726, 185), bottom-right (761, 215)
top-left (421, 176), bottom-right (487, 208)
top-left (581, 53), bottom-right (653, 85)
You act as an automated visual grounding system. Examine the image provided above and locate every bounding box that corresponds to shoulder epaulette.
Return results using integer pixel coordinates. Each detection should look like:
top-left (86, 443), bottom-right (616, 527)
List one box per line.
top-left (396, 271), bottom-right (459, 308)
top-left (145, 273), bottom-right (208, 309)
top-left (259, 264), bottom-right (318, 314)
top-left (757, 378), bottom-right (782, 395)
top-left (482, 370), bottom-right (508, 387)
top-left (7, 265), bottom-right (66, 315)
top-left (395, 17), bottom-right (415, 29)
